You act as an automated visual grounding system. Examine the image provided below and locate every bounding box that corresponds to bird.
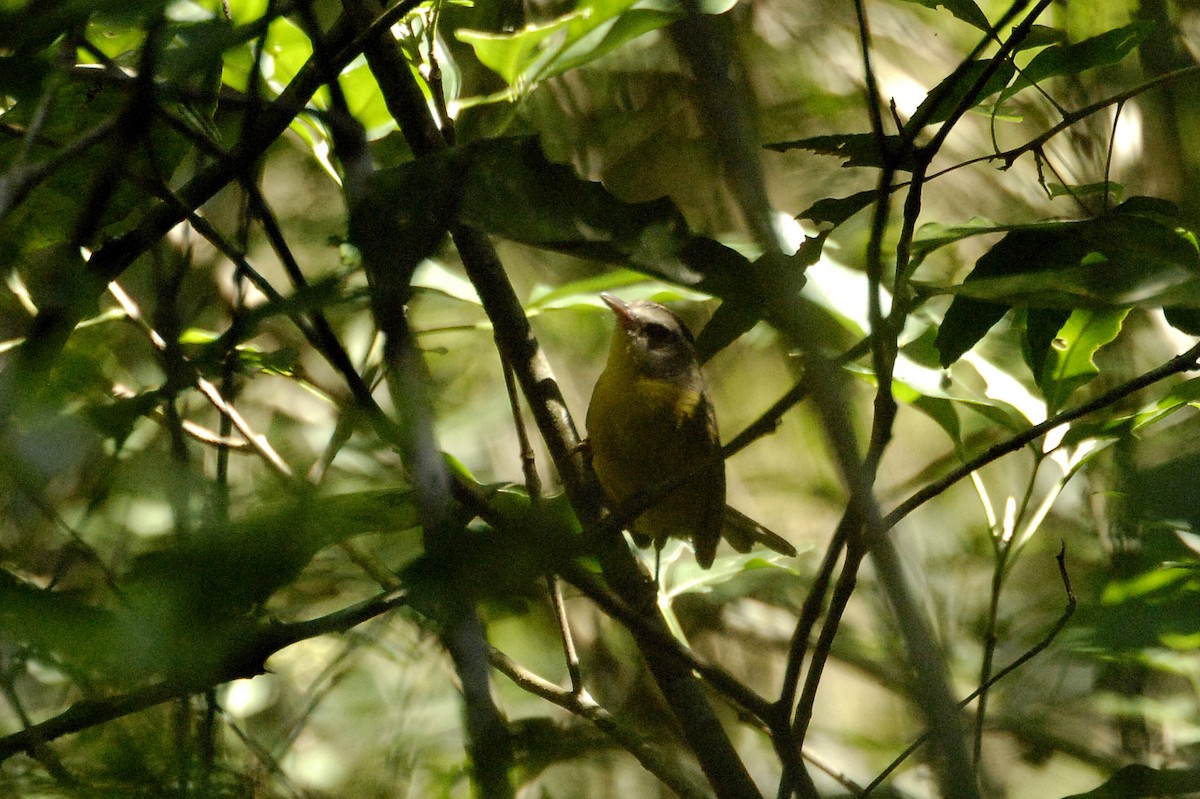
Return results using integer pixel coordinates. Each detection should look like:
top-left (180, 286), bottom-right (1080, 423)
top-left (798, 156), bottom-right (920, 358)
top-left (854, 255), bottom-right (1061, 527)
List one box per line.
top-left (586, 293), bottom-right (796, 571)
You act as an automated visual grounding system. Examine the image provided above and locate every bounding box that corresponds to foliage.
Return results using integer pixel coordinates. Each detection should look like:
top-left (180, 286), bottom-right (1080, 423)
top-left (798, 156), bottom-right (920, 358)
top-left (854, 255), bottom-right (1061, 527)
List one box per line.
top-left (0, 0), bottom-right (1199, 797)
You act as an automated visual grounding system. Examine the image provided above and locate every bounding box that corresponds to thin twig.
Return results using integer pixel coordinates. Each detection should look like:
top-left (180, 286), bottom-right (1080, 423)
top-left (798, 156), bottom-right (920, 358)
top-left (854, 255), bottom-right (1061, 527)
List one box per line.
top-left (488, 647), bottom-right (711, 799)
top-left (884, 341), bottom-right (1200, 531)
top-left (862, 544), bottom-right (1076, 796)
top-left (108, 282), bottom-right (296, 480)
top-left (0, 589), bottom-right (409, 762)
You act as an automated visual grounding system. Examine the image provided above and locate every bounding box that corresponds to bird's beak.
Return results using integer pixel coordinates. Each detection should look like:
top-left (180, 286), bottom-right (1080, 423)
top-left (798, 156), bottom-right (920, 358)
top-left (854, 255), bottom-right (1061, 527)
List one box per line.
top-left (600, 293), bottom-right (638, 331)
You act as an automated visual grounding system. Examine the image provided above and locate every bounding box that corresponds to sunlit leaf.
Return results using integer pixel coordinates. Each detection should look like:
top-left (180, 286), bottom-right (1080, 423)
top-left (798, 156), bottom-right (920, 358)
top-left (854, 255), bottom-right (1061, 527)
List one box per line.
top-left (1036, 307), bottom-right (1128, 414)
top-left (456, 0), bottom-right (674, 95)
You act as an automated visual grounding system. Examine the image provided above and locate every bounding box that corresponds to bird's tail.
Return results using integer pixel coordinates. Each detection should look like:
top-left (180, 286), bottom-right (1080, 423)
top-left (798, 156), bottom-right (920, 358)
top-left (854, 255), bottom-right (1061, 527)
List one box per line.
top-left (721, 507), bottom-right (797, 558)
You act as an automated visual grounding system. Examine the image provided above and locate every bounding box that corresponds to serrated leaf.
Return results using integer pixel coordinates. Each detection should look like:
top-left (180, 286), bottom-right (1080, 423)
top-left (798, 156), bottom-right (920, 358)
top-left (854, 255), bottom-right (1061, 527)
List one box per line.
top-left (763, 133), bottom-right (914, 171)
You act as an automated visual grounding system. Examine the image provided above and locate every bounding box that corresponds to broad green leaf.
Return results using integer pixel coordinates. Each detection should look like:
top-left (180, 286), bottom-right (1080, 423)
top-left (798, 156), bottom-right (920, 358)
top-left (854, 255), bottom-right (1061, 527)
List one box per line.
top-left (526, 269), bottom-right (651, 309)
top-left (1020, 306), bottom-right (1071, 379)
top-left (350, 149), bottom-right (468, 304)
top-left (999, 21), bottom-right (1155, 103)
top-left (456, 0), bottom-right (674, 95)
top-left (459, 14), bottom-right (577, 87)
top-left (911, 217), bottom-right (1003, 266)
top-left (935, 297), bottom-right (1008, 368)
top-left (262, 15), bottom-right (312, 87)
top-left (1130, 377), bottom-right (1200, 431)
top-left (1016, 24), bottom-right (1067, 51)
top-left (365, 137), bottom-right (803, 352)
top-left (1162, 306), bottom-right (1200, 336)
top-left (339, 60), bottom-right (397, 137)
top-left (0, 569), bottom-right (122, 679)
top-left (457, 137), bottom-right (803, 303)
top-left (933, 199), bottom-right (1200, 366)
top-left (1037, 307), bottom-right (1128, 414)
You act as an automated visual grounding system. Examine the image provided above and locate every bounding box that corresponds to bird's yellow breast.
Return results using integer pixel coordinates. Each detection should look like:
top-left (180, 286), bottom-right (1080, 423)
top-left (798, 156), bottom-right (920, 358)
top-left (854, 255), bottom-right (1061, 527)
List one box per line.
top-left (587, 367), bottom-right (717, 542)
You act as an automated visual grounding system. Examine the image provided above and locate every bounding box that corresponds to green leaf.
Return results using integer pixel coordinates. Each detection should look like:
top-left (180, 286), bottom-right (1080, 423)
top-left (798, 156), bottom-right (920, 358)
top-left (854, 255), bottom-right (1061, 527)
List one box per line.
top-left (999, 20), bottom-right (1155, 103)
top-left (933, 199), bottom-right (1200, 366)
top-left (0, 569), bottom-right (122, 679)
top-left (350, 150), bottom-right (468, 305)
top-left (456, 0), bottom-right (674, 94)
top-left (1016, 24), bottom-right (1067, 51)
top-left (911, 60), bottom-right (1015, 127)
top-left (1047, 181), bottom-right (1124, 200)
top-left (1162, 306), bottom-right (1200, 335)
top-left (367, 137), bottom-right (802, 347)
top-left (897, 0), bottom-right (990, 31)
top-left (1036, 307), bottom-right (1128, 414)
top-left (525, 269), bottom-right (654, 310)
top-left (456, 136), bottom-right (805, 304)
top-left (935, 297), bottom-right (1009, 368)
top-left (1020, 306), bottom-right (1071, 379)
top-left (1061, 764), bottom-right (1200, 799)
top-left (799, 190), bottom-right (878, 228)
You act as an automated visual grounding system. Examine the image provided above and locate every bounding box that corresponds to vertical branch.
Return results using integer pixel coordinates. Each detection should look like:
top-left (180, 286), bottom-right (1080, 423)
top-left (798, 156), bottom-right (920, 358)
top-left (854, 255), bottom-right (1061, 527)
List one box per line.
top-left (337, 2), bottom-right (764, 795)
top-left (503, 362), bottom-right (581, 692)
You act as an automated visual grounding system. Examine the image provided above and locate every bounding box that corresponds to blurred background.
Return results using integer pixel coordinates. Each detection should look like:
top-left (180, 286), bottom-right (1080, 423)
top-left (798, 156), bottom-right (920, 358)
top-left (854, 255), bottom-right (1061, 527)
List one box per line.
top-left (1, 0), bottom-right (1199, 796)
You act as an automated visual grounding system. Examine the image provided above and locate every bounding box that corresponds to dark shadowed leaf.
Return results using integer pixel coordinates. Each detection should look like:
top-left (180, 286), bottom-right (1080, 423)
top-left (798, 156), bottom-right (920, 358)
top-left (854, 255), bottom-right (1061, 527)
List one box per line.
top-left (1163, 306), bottom-right (1200, 335)
top-left (799, 190), bottom-right (879, 228)
top-left (933, 199), bottom-right (1200, 366)
top-left (1060, 764), bottom-right (1200, 799)
top-left (897, 0), bottom-right (990, 31)
top-left (1020, 306), bottom-right (1072, 380)
top-left (911, 60), bottom-right (1016, 126)
top-left (763, 133), bottom-right (915, 172)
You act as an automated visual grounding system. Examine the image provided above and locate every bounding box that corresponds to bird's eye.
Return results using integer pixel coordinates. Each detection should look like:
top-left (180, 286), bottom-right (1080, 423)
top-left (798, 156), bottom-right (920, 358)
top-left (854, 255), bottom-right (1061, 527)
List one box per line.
top-left (643, 322), bottom-right (675, 349)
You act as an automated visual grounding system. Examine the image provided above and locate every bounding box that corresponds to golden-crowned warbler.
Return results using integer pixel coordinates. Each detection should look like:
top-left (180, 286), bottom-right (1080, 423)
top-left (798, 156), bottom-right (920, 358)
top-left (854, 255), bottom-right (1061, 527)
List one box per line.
top-left (586, 293), bottom-right (796, 569)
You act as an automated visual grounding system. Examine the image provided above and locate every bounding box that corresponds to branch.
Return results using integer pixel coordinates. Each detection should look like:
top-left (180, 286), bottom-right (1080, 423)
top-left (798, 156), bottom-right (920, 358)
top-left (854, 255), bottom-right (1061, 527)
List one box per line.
top-left (862, 545), bottom-right (1076, 796)
top-left (488, 648), bottom-right (711, 799)
top-left (0, 589), bottom-right (409, 763)
top-left (883, 340), bottom-right (1200, 531)
top-left (0, 10), bottom-right (379, 421)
